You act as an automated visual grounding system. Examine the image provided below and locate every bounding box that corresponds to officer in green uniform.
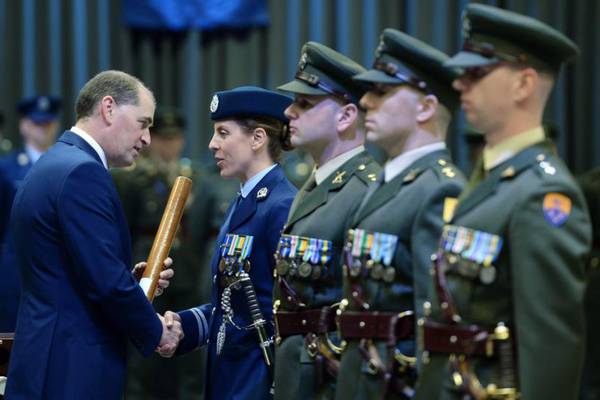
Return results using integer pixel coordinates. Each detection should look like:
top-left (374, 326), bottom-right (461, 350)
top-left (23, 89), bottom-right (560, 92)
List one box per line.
top-left (113, 108), bottom-right (217, 400)
top-left (334, 29), bottom-right (466, 400)
top-left (272, 42), bottom-right (380, 400)
top-left (416, 4), bottom-right (591, 400)
top-left (578, 169), bottom-right (600, 400)
top-left (464, 124), bottom-right (485, 175)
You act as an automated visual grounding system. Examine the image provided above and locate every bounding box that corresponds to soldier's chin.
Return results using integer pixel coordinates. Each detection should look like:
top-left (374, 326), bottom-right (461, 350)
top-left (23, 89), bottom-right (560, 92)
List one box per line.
top-left (366, 130), bottom-right (381, 144)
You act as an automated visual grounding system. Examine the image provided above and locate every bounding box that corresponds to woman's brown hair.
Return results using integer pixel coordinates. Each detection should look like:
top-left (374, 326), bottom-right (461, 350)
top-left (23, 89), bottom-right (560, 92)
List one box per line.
top-left (235, 116), bottom-right (293, 162)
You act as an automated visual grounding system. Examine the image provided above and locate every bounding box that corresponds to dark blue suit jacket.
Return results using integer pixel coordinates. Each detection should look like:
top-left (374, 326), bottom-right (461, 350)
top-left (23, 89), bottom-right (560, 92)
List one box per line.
top-left (177, 165), bottom-right (296, 400)
top-left (0, 150), bottom-right (33, 331)
top-left (5, 131), bottom-right (162, 399)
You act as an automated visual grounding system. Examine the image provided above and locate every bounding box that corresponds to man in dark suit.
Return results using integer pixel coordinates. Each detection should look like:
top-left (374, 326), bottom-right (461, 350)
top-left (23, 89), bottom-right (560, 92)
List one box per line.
top-left (416, 5), bottom-right (591, 399)
top-left (5, 70), bottom-right (182, 399)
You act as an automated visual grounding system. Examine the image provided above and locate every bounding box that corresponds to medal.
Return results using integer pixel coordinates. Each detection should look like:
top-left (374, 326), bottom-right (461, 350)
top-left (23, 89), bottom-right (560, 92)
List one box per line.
top-left (382, 267), bottom-right (396, 283)
top-left (479, 265), bottom-right (497, 284)
top-left (218, 258), bottom-right (227, 273)
top-left (288, 260), bottom-right (298, 277)
top-left (276, 259), bottom-right (289, 276)
top-left (350, 258), bottom-right (362, 277)
top-left (370, 263), bottom-right (384, 280)
top-left (298, 262), bottom-right (312, 278)
top-left (311, 265), bottom-right (322, 280)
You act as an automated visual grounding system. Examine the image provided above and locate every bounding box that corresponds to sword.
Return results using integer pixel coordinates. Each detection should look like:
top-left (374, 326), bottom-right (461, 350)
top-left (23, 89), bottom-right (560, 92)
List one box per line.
top-left (238, 271), bottom-right (274, 377)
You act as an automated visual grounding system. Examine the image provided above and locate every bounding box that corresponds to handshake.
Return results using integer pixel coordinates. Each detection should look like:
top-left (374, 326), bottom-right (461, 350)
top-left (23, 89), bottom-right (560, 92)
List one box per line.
top-left (132, 258), bottom-right (183, 357)
top-left (156, 311), bottom-right (183, 358)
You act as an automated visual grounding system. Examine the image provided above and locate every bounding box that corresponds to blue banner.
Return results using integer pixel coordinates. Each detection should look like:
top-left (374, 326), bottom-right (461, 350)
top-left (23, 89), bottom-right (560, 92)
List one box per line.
top-left (123, 0), bottom-right (269, 31)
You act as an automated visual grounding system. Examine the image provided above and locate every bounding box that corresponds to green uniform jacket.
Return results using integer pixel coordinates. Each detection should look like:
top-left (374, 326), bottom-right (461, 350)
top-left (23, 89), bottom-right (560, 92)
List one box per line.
top-left (335, 149), bottom-right (465, 400)
top-left (416, 141), bottom-right (591, 400)
top-left (273, 150), bottom-right (380, 400)
top-left (577, 167), bottom-right (600, 400)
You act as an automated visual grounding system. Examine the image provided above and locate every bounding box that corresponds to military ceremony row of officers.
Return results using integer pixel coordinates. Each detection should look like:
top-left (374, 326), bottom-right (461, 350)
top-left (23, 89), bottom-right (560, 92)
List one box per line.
top-left (0, 3), bottom-right (599, 400)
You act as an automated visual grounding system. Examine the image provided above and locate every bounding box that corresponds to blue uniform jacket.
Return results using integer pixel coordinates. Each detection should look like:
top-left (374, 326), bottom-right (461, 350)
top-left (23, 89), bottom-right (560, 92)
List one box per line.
top-left (0, 150), bottom-right (33, 331)
top-left (5, 131), bottom-right (162, 399)
top-left (177, 165), bottom-right (296, 400)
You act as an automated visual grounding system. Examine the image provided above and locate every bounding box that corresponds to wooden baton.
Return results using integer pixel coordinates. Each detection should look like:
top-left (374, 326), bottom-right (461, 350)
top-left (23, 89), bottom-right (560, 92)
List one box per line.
top-left (139, 176), bottom-right (192, 302)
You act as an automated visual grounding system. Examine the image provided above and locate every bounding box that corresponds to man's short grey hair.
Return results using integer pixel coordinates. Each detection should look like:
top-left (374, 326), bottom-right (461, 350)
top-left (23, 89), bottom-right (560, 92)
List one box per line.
top-left (75, 70), bottom-right (148, 121)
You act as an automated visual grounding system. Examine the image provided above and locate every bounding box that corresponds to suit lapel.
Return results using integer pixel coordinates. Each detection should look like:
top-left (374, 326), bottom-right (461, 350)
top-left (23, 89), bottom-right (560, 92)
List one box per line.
top-left (229, 165), bottom-right (284, 231)
top-left (354, 150), bottom-right (450, 224)
top-left (452, 143), bottom-right (550, 220)
top-left (285, 152), bottom-right (371, 229)
top-left (58, 131), bottom-right (104, 165)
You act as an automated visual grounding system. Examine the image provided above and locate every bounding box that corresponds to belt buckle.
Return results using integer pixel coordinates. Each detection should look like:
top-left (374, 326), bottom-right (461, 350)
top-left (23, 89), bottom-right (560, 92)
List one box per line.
top-left (326, 302), bottom-right (346, 354)
top-left (334, 299), bottom-right (348, 351)
top-left (393, 310), bottom-right (417, 366)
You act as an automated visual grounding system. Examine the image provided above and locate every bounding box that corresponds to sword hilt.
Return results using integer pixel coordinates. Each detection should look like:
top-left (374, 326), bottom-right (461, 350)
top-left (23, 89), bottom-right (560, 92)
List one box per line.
top-left (239, 272), bottom-right (274, 375)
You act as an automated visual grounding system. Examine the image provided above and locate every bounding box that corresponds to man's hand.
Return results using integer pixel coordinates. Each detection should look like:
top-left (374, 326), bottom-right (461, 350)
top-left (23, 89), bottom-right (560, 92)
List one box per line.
top-left (132, 257), bottom-right (174, 296)
top-left (156, 311), bottom-right (183, 358)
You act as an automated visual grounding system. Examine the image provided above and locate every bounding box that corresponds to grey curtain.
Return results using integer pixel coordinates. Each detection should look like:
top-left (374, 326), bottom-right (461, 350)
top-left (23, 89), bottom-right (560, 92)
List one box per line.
top-left (1, 0), bottom-right (597, 172)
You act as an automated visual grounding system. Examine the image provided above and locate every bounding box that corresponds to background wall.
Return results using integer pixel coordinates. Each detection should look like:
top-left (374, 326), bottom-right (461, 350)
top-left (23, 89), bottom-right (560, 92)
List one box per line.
top-left (0, 0), bottom-right (597, 172)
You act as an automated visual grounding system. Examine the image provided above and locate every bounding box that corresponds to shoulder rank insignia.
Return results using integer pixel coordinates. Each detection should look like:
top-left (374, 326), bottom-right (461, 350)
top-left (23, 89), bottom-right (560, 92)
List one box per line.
top-left (543, 193), bottom-right (571, 227)
top-left (501, 166), bottom-right (515, 178)
top-left (403, 169), bottom-right (419, 183)
top-left (257, 187), bottom-right (268, 199)
top-left (539, 160), bottom-right (556, 175)
top-left (332, 170), bottom-right (346, 184)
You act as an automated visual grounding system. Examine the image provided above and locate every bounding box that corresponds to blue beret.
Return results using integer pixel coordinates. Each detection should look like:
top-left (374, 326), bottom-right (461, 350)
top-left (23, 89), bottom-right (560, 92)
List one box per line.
top-left (209, 86), bottom-right (292, 123)
top-left (17, 95), bottom-right (62, 123)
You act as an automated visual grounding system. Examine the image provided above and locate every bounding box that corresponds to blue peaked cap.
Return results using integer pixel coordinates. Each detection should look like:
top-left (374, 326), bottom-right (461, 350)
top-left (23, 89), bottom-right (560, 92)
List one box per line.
top-left (209, 86), bottom-right (292, 123)
top-left (17, 95), bottom-right (62, 123)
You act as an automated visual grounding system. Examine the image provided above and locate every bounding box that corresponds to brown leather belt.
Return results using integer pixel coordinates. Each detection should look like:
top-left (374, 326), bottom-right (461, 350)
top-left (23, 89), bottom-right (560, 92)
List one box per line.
top-left (422, 320), bottom-right (493, 356)
top-left (0, 332), bottom-right (15, 376)
top-left (339, 311), bottom-right (414, 342)
top-left (275, 308), bottom-right (336, 338)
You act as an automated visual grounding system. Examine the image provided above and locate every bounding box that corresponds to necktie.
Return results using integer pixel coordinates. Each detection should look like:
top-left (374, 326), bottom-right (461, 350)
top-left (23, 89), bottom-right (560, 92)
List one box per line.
top-left (216, 194), bottom-right (242, 245)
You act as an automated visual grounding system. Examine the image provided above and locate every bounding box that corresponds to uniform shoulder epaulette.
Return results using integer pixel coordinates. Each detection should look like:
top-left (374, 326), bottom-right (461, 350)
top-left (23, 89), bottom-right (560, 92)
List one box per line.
top-left (354, 159), bottom-right (380, 184)
top-left (431, 158), bottom-right (459, 180)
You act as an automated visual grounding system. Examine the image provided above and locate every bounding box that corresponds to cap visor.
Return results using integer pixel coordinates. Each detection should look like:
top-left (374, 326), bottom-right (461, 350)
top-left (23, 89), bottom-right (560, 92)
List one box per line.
top-left (353, 69), bottom-right (400, 85)
top-left (277, 80), bottom-right (327, 96)
top-left (28, 113), bottom-right (58, 124)
top-left (444, 51), bottom-right (498, 68)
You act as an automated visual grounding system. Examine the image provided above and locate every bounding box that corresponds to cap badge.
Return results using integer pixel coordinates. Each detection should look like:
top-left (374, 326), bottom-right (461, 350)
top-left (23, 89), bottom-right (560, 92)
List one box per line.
top-left (257, 187), bottom-right (268, 199)
top-left (38, 96), bottom-right (50, 111)
top-left (462, 12), bottom-right (472, 39)
top-left (298, 52), bottom-right (308, 71)
top-left (210, 95), bottom-right (219, 113)
top-left (375, 37), bottom-right (385, 59)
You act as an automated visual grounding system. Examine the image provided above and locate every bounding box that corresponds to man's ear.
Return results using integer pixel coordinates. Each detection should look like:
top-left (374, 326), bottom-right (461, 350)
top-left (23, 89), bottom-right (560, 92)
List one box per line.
top-left (100, 96), bottom-right (116, 124)
top-left (513, 67), bottom-right (538, 103)
top-left (336, 103), bottom-right (358, 132)
top-left (416, 94), bottom-right (438, 124)
top-left (251, 127), bottom-right (267, 151)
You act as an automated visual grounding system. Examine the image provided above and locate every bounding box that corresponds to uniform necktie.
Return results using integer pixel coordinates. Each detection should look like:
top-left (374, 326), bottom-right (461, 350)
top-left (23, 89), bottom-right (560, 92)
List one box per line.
top-left (216, 194), bottom-right (242, 244)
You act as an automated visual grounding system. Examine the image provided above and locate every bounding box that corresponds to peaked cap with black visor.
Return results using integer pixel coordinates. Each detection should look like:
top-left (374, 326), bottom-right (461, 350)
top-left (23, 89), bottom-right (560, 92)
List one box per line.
top-left (277, 41), bottom-right (370, 106)
top-left (354, 28), bottom-right (460, 111)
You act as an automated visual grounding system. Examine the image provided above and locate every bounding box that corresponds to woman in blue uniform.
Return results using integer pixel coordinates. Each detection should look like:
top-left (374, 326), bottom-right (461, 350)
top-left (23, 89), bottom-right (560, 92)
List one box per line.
top-left (161, 86), bottom-right (297, 400)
